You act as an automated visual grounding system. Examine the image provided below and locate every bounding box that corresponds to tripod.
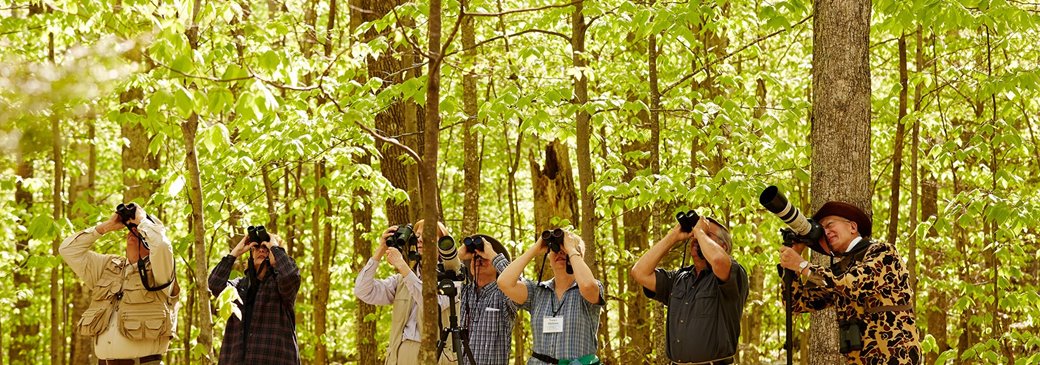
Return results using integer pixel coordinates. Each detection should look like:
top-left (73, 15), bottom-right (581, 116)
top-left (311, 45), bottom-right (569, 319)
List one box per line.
top-left (778, 229), bottom-right (800, 365)
top-left (435, 273), bottom-right (477, 364)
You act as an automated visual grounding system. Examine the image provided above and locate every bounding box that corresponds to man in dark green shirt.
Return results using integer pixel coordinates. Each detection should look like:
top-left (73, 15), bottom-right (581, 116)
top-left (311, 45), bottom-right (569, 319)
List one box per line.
top-left (631, 215), bottom-right (749, 364)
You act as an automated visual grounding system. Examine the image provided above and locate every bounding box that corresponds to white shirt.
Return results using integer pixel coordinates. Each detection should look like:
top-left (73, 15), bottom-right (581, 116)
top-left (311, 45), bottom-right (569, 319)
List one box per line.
top-left (845, 236), bottom-right (864, 253)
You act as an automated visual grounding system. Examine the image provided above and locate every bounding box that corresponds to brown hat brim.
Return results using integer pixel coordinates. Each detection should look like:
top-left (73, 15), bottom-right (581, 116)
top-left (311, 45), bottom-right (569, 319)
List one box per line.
top-left (812, 201), bottom-right (872, 237)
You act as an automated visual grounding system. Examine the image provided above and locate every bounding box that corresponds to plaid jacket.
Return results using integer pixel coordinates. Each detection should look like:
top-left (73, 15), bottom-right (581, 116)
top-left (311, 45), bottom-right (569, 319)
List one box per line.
top-left (209, 246), bottom-right (301, 365)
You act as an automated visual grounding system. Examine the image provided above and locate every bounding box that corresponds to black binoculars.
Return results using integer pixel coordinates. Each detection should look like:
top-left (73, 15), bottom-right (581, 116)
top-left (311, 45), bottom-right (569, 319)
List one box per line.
top-left (116, 203), bottom-right (138, 224)
top-left (388, 224), bottom-right (416, 251)
top-left (247, 225), bottom-right (271, 244)
top-left (541, 228), bottom-right (565, 253)
top-left (676, 210), bottom-right (699, 232)
top-left (463, 235), bottom-right (484, 252)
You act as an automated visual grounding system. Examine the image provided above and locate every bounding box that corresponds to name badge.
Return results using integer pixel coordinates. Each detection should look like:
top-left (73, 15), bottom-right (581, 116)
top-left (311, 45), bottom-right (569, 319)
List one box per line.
top-left (543, 316), bottom-right (564, 333)
top-left (485, 307), bottom-right (500, 312)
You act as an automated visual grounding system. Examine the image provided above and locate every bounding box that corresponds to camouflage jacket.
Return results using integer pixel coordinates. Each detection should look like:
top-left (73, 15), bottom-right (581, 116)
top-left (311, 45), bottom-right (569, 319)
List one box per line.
top-left (791, 239), bottom-right (921, 364)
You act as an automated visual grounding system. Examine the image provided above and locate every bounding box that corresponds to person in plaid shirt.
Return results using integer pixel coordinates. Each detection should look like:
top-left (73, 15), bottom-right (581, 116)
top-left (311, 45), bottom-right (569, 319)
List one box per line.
top-left (209, 233), bottom-right (301, 365)
top-left (457, 234), bottom-right (518, 365)
top-left (498, 230), bottom-right (604, 365)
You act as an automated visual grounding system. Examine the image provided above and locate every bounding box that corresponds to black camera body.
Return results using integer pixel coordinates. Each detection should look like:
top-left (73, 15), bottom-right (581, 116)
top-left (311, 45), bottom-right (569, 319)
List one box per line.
top-left (838, 319), bottom-right (866, 354)
top-left (116, 203), bottom-right (137, 224)
top-left (247, 225), bottom-right (271, 245)
top-left (541, 228), bottom-right (564, 253)
top-left (388, 224), bottom-right (417, 251)
top-left (675, 210), bottom-right (699, 232)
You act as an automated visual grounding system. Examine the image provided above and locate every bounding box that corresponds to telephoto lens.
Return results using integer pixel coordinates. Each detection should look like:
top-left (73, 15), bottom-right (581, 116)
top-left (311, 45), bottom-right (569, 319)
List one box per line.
top-left (758, 185), bottom-right (825, 250)
top-left (438, 236), bottom-right (463, 275)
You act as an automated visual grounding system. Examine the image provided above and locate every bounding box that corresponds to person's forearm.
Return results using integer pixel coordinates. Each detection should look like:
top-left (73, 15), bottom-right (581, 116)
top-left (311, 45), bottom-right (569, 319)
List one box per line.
top-left (632, 238), bottom-right (672, 279)
top-left (208, 255), bottom-right (236, 295)
top-left (137, 219), bottom-right (175, 283)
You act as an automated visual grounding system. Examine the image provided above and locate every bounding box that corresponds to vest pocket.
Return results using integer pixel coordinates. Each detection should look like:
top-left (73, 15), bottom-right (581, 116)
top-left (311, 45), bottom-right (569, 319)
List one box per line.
top-left (119, 309), bottom-right (170, 340)
top-left (78, 306), bottom-right (111, 336)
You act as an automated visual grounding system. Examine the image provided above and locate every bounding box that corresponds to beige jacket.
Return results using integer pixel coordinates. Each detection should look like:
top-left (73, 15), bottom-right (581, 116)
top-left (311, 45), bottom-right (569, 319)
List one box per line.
top-left (60, 220), bottom-right (179, 360)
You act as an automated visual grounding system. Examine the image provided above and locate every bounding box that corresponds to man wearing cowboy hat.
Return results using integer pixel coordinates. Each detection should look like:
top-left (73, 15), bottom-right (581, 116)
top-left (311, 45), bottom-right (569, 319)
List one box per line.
top-left (779, 201), bottom-right (921, 364)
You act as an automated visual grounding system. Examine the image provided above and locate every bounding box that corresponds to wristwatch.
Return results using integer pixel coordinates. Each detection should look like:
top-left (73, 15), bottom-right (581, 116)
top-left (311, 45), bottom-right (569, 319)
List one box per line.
top-left (798, 261), bottom-right (810, 271)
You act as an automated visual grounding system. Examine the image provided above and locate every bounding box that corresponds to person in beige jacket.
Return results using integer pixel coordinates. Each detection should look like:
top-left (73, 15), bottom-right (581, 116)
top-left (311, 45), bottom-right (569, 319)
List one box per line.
top-left (60, 203), bottom-right (179, 365)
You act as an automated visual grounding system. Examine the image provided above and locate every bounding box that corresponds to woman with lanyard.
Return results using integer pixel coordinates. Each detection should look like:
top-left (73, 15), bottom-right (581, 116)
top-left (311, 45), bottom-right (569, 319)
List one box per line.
top-left (498, 229), bottom-right (603, 365)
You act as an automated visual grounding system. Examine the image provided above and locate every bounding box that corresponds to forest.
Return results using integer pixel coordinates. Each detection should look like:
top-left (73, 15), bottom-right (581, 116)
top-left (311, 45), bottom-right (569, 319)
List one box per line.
top-left (1, 0), bottom-right (1039, 364)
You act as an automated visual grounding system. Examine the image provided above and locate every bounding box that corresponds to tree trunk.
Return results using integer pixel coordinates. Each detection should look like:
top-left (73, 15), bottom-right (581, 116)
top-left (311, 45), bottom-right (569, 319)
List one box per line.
top-left (51, 117), bottom-right (65, 365)
top-left (810, 1), bottom-right (872, 364)
top-left (572, 0), bottom-right (598, 273)
top-left (357, 0), bottom-right (415, 225)
top-left (530, 140), bottom-right (581, 233)
top-left (313, 160), bottom-right (334, 364)
top-left (12, 145), bottom-right (36, 365)
top-left (462, 10), bottom-right (481, 235)
top-left (351, 152), bottom-right (377, 364)
top-left (69, 119), bottom-right (97, 365)
top-left (886, 34), bottom-right (908, 245)
top-left (419, 0), bottom-right (443, 362)
top-left (181, 113), bottom-right (215, 362)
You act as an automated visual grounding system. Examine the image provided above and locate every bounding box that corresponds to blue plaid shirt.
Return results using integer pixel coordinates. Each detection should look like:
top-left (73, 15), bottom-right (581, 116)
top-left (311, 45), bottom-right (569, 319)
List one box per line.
top-left (459, 254), bottom-right (518, 365)
top-left (519, 277), bottom-right (603, 365)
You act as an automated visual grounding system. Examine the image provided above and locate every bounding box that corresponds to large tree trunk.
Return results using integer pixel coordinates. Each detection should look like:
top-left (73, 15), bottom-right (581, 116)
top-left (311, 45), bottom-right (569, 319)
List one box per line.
top-left (809, 1), bottom-right (872, 364)
top-left (531, 140), bottom-right (581, 233)
top-left (351, 152), bottom-right (377, 364)
top-left (357, 0), bottom-right (416, 225)
top-left (181, 113), bottom-right (215, 362)
top-left (462, 11), bottom-right (481, 235)
top-left (418, 0), bottom-right (443, 362)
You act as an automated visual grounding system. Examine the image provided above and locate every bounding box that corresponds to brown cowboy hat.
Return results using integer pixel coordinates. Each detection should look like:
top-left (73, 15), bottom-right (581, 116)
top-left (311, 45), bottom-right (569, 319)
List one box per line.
top-left (812, 201), bottom-right (872, 237)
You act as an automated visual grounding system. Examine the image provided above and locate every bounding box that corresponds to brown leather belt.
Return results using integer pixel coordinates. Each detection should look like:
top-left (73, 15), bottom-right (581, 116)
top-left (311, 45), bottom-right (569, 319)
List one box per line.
top-left (99, 354), bottom-right (162, 365)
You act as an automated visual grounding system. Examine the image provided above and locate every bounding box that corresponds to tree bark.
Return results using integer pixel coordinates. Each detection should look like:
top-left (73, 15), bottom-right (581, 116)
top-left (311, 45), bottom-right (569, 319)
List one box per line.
top-left (419, 0), bottom-right (443, 362)
top-left (69, 119), bottom-right (97, 365)
top-left (351, 152), bottom-right (377, 364)
top-left (886, 34), bottom-right (908, 245)
top-left (462, 10), bottom-right (482, 235)
top-left (313, 160), bottom-right (334, 364)
top-left (572, 0), bottom-right (598, 272)
top-left (181, 113), bottom-right (215, 362)
top-left (810, 0), bottom-right (872, 364)
top-left (531, 140), bottom-right (581, 233)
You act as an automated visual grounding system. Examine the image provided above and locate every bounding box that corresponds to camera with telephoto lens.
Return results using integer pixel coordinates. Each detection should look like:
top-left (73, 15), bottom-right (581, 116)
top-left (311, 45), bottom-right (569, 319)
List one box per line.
top-left (759, 186), bottom-right (825, 249)
top-left (541, 228), bottom-right (565, 253)
top-left (388, 224), bottom-right (417, 251)
top-left (247, 225), bottom-right (271, 245)
top-left (437, 235), bottom-right (466, 282)
top-left (116, 203), bottom-right (138, 224)
top-left (463, 235), bottom-right (484, 253)
top-left (675, 210), bottom-right (699, 232)
top-left (838, 319), bottom-right (865, 354)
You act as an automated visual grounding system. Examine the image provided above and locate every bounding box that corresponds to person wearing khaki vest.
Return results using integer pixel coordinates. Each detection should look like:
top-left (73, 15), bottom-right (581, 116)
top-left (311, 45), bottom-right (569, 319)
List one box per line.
top-left (354, 220), bottom-right (457, 365)
top-left (60, 203), bottom-right (179, 365)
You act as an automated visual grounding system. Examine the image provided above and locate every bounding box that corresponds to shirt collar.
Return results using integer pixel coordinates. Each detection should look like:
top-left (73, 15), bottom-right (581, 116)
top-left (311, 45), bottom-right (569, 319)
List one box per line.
top-left (845, 236), bottom-right (864, 253)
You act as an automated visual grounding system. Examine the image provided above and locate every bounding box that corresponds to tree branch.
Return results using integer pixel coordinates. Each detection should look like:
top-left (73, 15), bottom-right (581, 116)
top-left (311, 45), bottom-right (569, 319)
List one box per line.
top-left (662, 13), bottom-right (813, 96)
top-left (464, 0), bottom-right (582, 17)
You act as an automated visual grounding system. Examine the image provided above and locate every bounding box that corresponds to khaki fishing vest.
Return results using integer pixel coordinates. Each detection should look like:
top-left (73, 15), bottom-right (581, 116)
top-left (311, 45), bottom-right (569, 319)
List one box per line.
top-left (77, 255), bottom-right (179, 341)
top-left (385, 277), bottom-right (457, 365)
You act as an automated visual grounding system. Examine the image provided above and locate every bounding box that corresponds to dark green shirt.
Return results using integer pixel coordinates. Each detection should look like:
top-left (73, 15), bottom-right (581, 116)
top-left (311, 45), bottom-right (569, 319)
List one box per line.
top-left (644, 260), bottom-right (749, 362)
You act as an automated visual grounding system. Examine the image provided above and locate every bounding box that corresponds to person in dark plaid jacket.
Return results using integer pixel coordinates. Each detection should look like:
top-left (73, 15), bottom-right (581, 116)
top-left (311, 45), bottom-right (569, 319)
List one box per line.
top-left (209, 233), bottom-right (301, 365)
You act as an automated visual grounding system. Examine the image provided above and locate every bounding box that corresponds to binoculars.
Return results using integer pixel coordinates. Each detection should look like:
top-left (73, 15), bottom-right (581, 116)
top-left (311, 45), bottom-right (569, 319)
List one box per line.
top-left (116, 203), bottom-right (138, 224)
top-left (388, 224), bottom-right (417, 251)
top-left (541, 228), bottom-right (564, 253)
top-left (676, 210), bottom-right (699, 232)
top-left (463, 235), bottom-right (484, 252)
top-left (247, 225), bottom-right (271, 244)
